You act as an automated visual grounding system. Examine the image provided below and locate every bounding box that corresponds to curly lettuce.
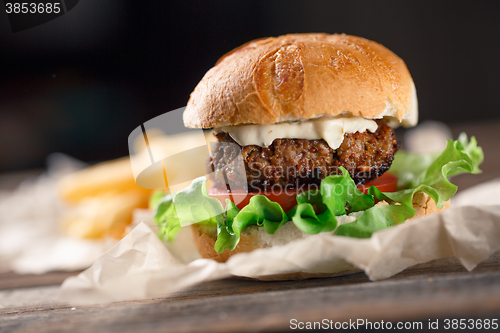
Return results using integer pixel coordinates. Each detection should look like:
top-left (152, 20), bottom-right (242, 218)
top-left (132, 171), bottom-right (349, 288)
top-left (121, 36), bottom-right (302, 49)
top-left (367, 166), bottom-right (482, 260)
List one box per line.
top-left (335, 134), bottom-right (483, 237)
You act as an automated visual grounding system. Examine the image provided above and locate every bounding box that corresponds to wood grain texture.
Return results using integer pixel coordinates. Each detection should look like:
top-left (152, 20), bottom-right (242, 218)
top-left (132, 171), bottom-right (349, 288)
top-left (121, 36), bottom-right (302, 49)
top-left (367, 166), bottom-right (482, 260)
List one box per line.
top-left (0, 271), bottom-right (81, 290)
top-left (0, 253), bottom-right (499, 332)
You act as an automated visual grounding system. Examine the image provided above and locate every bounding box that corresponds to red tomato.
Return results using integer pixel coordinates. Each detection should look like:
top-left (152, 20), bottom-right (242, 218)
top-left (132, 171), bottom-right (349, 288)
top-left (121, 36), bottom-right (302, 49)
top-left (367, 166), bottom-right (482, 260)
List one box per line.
top-left (207, 172), bottom-right (398, 211)
top-left (207, 188), bottom-right (299, 212)
top-left (356, 172), bottom-right (398, 194)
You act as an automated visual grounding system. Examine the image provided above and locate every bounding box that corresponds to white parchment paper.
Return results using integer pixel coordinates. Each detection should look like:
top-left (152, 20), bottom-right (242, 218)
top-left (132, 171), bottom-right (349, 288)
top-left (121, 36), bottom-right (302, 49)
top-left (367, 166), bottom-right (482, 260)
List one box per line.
top-left (60, 200), bottom-right (500, 305)
top-left (0, 154), bottom-right (115, 274)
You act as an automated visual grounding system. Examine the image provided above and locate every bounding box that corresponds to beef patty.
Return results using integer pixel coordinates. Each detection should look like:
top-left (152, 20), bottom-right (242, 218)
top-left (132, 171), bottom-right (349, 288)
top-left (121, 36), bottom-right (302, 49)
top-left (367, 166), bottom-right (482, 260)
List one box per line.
top-left (209, 120), bottom-right (399, 192)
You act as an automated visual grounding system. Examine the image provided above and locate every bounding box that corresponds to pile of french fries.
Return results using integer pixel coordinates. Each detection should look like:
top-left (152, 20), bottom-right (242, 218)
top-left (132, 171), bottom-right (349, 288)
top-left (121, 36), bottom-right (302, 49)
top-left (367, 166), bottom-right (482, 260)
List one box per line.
top-left (58, 157), bottom-right (153, 239)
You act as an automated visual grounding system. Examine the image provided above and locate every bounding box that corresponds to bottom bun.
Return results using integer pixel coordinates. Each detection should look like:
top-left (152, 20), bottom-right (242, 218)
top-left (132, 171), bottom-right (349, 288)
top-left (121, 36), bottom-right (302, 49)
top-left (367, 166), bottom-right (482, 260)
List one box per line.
top-left (192, 192), bottom-right (450, 263)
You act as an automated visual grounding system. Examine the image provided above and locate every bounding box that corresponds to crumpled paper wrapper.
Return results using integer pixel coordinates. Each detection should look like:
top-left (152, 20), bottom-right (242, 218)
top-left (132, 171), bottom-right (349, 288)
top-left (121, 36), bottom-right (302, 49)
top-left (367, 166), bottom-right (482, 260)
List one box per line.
top-left (60, 176), bottom-right (500, 304)
top-left (0, 154), bottom-right (115, 274)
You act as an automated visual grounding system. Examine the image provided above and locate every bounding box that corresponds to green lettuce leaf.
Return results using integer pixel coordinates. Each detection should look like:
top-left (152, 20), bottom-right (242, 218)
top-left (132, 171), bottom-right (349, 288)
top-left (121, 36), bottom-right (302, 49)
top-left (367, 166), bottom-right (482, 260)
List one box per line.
top-left (154, 176), bottom-right (224, 242)
top-left (153, 193), bottom-right (181, 242)
top-left (388, 151), bottom-right (441, 190)
top-left (320, 167), bottom-right (375, 215)
top-left (214, 195), bottom-right (288, 253)
top-left (389, 133), bottom-right (483, 189)
top-left (288, 190), bottom-right (337, 235)
top-left (287, 166), bottom-right (374, 235)
top-left (149, 190), bottom-right (167, 210)
top-left (213, 200), bottom-right (240, 253)
top-left (173, 177), bottom-right (224, 227)
top-left (335, 134), bottom-right (483, 238)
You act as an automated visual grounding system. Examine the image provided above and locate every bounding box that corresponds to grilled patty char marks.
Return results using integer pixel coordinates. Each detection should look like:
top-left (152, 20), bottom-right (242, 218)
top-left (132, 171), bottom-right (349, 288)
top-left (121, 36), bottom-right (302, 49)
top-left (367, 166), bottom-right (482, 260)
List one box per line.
top-left (210, 120), bottom-right (399, 192)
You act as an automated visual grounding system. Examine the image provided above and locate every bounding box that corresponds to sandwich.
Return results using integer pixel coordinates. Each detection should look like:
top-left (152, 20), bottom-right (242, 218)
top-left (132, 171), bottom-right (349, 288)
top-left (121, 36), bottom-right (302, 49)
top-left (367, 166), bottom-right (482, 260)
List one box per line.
top-left (151, 33), bottom-right (483, 262)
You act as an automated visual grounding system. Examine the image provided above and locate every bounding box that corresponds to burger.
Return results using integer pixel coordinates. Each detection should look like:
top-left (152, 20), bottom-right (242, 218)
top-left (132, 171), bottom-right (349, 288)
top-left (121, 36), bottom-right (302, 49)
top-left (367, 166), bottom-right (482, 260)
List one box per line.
top-left (152, 33), bottom-right (483, 262)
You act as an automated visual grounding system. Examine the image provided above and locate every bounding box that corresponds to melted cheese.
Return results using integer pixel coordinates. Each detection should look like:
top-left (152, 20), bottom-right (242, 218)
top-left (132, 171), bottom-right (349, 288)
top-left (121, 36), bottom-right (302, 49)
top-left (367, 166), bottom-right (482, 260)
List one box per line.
top-left (216, 117), bottom-right (378, 149)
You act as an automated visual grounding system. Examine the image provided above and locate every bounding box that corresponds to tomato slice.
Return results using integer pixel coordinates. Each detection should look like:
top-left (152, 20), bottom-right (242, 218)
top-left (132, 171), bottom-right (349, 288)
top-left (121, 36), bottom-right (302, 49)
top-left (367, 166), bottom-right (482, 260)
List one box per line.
top-left (356, 172), bottom-right (398, 194)
top-left (207, 172), bottom-right (398, 211)
top-left (207, 187), bottom-right (299, 212)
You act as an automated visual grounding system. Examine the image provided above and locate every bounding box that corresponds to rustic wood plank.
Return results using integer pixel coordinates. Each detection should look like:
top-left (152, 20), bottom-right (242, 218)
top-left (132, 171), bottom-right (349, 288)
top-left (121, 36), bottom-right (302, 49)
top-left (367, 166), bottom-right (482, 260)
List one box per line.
top-left (0, 271), bottom-right (81, 291)
top-left (0, 286), bottom-right (61, 309)
top-left (0, 253), bottom-right (499, 332)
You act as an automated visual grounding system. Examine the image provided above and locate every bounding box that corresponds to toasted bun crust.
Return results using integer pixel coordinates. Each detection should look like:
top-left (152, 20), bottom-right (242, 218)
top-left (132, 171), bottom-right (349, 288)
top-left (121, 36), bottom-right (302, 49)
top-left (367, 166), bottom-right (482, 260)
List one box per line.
top-left (192, 193), bottom-right (449, 263)
top-left (184, 33), bottom-right (417, 129)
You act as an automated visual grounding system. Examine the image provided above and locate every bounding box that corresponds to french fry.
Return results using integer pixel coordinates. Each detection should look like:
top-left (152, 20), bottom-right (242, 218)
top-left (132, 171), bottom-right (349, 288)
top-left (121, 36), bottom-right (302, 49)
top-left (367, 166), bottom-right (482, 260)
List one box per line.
top-left (58, 157), bottom-right (152, 239)
top-left (61, 189), bottom-right (150, 239)
top-left (58, 157), bottom-right (151, 203)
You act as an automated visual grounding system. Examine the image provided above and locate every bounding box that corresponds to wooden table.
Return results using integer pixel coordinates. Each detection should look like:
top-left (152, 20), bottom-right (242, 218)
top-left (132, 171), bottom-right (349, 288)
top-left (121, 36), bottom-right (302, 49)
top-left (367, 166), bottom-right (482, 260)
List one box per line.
top-left (1, 121), bottom-right (500, 332)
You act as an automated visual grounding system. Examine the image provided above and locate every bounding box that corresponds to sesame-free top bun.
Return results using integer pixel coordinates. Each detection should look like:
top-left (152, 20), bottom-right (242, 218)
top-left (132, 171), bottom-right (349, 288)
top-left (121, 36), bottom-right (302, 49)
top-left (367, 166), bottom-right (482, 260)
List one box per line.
top-left (192, 193), bottom-right (449, 263)
top-left (184, 33), bottom-right (418, 129)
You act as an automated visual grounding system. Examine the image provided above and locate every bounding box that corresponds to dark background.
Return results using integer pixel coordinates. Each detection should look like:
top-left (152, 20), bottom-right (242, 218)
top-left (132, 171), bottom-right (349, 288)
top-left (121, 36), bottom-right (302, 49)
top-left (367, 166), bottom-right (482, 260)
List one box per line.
top-left (0, 0), bottom-right (499, 172)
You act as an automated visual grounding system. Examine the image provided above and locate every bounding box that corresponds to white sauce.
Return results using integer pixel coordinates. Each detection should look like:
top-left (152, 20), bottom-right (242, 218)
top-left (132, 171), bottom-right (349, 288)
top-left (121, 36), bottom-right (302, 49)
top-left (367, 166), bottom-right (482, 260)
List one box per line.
top-left (216, 116), bottom-right (378, 149)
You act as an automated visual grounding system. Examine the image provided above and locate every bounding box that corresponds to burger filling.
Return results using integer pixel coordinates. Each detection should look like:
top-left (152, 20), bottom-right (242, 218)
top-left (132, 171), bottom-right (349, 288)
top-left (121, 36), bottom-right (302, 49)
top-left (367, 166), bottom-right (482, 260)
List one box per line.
top-left (209, 119), bottom-right (399, 192)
